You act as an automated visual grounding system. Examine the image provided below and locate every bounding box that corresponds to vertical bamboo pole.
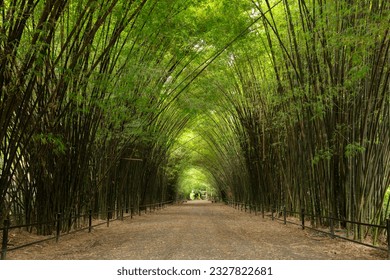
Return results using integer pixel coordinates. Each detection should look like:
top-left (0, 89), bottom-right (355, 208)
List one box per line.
top-left (1, 219), bottom-right (10, 260)
top-left (88, 210), bottom-right (92, 233)
top-left (56, 213), bottom-right (61, 243)
top-left (387, 219), bottom-right (390, 260)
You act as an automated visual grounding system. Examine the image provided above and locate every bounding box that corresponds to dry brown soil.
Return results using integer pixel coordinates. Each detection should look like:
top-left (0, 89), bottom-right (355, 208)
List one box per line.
top-left (6, 200), bottom-right (387, 260)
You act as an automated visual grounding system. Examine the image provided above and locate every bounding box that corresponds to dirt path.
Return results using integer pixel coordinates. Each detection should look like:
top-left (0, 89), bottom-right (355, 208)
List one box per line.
top-left (7, 201), bottom-right (386, 260)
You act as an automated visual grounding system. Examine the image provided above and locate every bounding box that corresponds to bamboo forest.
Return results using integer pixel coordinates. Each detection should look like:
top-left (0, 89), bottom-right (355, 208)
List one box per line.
top-left (0, 0), bottom-right (389, 247)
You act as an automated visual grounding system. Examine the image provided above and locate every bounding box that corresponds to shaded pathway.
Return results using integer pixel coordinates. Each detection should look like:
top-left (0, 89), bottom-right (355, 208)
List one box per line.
top-left (8, 201), bottom-right (385, 260)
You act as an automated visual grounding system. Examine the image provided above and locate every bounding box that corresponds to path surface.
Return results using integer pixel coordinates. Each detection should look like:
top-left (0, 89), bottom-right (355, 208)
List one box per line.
top-left (7, 201), bottom-right (386, 260)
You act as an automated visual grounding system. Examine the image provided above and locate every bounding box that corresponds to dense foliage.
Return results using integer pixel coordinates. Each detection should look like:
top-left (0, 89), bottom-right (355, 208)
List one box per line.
top-left (1, 0), bottom-right (389, 243)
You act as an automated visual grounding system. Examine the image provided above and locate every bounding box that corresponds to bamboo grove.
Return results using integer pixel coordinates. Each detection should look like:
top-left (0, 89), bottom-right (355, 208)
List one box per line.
top-left (0, 0), bottom-right (207, 234)
top-left (1, 0), bottom-right (389, 243)
top-left (187, 0), bottom-right (390, 241)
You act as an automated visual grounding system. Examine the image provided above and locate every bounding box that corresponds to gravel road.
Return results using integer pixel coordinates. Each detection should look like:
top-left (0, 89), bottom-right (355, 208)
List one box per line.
top-left (7, 200), bottom-right (386, 260)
